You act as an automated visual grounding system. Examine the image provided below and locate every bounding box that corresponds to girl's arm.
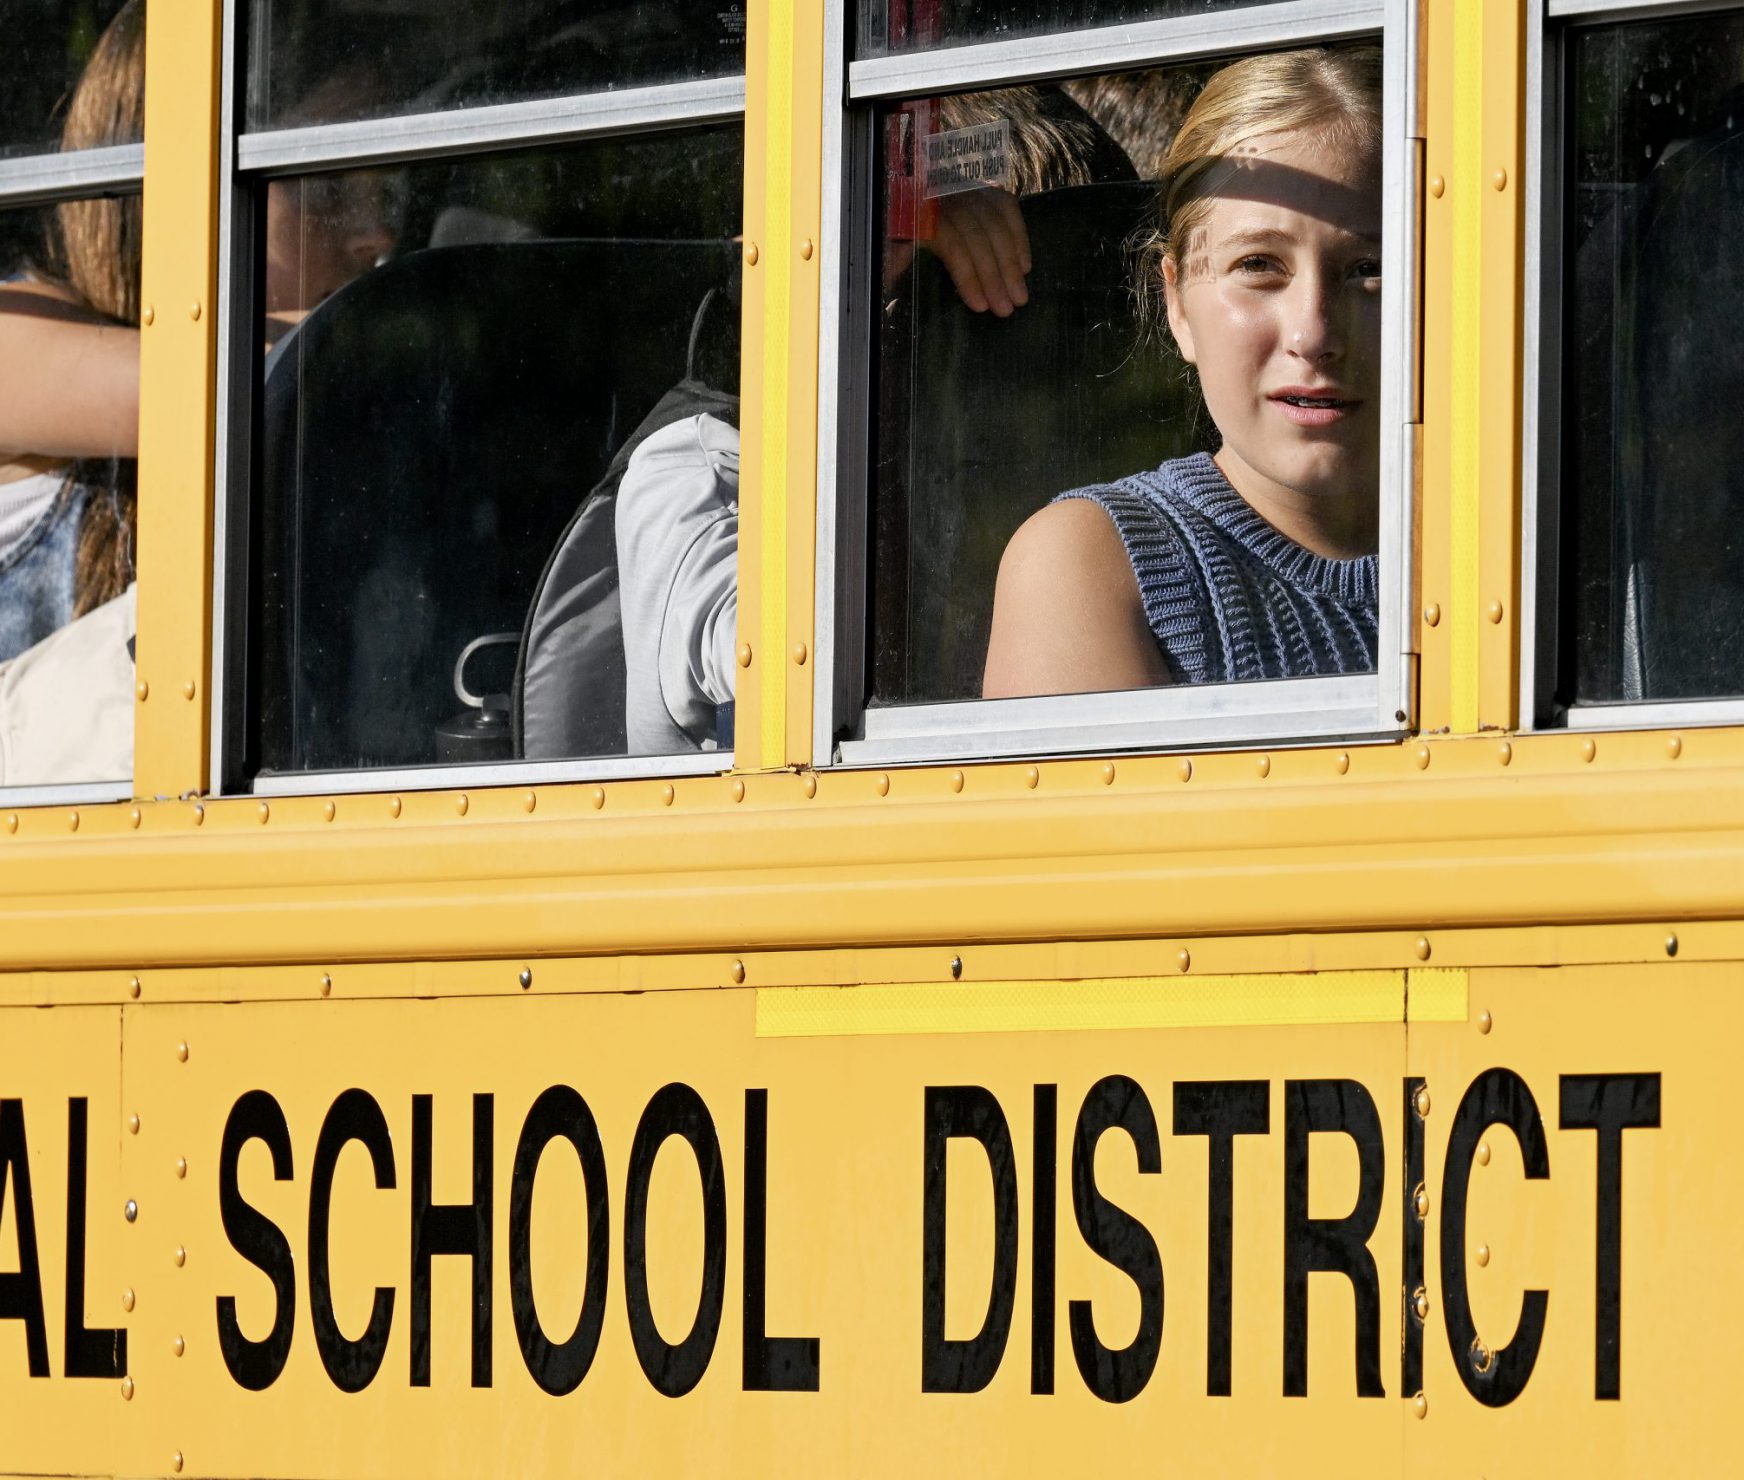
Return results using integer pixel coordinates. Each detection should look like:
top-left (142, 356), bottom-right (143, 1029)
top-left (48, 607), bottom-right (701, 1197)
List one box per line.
top-left (0, 282), bottom-right (140, 460)
top-left (982, 497), bottom-right (1169, 698)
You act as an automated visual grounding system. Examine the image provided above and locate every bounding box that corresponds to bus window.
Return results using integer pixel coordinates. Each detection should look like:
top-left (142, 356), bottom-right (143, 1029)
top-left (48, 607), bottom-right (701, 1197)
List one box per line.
top-left (245, 0), bottom-right (748, 131)
top-left (857, 1), bottom-right (1306, 60)
top-left (1546, 6), bottom-right (1744, 717)
top-left (0, 0), bottom-right (143, 797)
top-left (822, 4), bottom-right (1415, 765)
top-left (222, 7), bottom-right (745, 791)
top-left (0, 0), bottom-right (142, 161)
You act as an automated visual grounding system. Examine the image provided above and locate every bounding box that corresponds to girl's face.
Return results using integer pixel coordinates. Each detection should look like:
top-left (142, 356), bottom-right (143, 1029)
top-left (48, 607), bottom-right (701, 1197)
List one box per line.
top-left (1164, 126), bottom-right (1382, 527)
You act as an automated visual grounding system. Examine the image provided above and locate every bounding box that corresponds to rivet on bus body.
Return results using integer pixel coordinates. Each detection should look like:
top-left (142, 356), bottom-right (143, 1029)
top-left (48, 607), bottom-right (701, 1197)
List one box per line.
top-left (121, 1377), bottom-right (134, 1400)
top-left (175, 1158), bottom-right (187, 1179)
top-left (124, 1200), bottom-right (138, 1223)
top-left (257, 801), bottom-right (270, 824)
top-left (661, 783), bottom-right (675, 806)
top-left (129, 976), bottom-right (142, 999)
top-left (523, 790), bottom-right (537, 813)
top-left (951, 956), bottom-right (963, 980)
top-left (731, 960), bottom-right (746, 984)
top-left (1497, 740), bottom-right (1512, 766)
top-left (1415, 936), bottom-right (1432, 961)
top-left (68, 811), bottom-right (79, 832)
top-left (1486, 600), bottom-right (1504, 624)
top-left (5, 814), bottom-right (16, 833)
top-left (1666, 933), bottom-right (1679, 958)
top-left (1177, 948), bottom-right (1191, 973)
top-left (1413, 1184), bottom-right (1429, 1220)
top-left (141, 305), bottom-right (155, 325)
top-left (801, 773), bottom-right (817, 799)
top-left (1415, 1085), bottom-right (1432, 1119)
top-left (1478, 1008), bottom-right (1492, 1034)
top-left (1667, 734), bottom-right (1682, 759)
top-left (1475, 1243), bottom-right (1490, 1267)
top-left (1256, 754), bottom-right (1271, 778)
top-left (1423, 602), bottom-right (1440, 627)
top-left (455, 793), bottom-right (469, 816)
top-left (174, 1246), bottom-right (186, 1268)
top-left (189, 300), bottom-right (202, 321)
top-left (129, 1114), bottom-right (140, 1135)
top-left (1491, 167), bottom-right (1508, 191)
top-left (320, 973), bottom-right (332, 997)
top-left (1101, 762), bottom-right (1115, 785)
top-left (731, 779), bottom-right (746, 803)
top-left (129, 806), bottom-right (142, 828)
top-left (1177, 758), bottom-right (1192, 782)
top-left (1415, 745), bottom-right (1431, 770)
top-left (950, 770), bottom-right (964, 793)
top-left (172, 1452), bottom-right (183, 1473)
top-left (592, 787), bottom-right (605, 809)
top-left (1476, 1141), bottom-right (1490, 1166)
top-left (800, 238), bottom-right (814, 261)
top-left (737, 642), bottom-right (752, 667)
top-left (173, 1335), bottom-right (185, 1358)
top-left (176, 1041), bottom-right (189, 1063)
top-left (182, 679), bottom-right (196, 700)
top-left (1412, 1392), bottom-right (1427, 1419)
top-left (1024, 766), bottom-right (1039, 789)
top-left (191, 802), bottom-right (204, 825)
top-left (1581, 738), bottom-right (1597, 763)
top-left (792, 641), bottom-right (808, 665)
top-left (387, 796), bottom-right (402, 818)
top-left (876, 773), bottom-right (890, 796)
top-left (1413, 1288), bottom-right (1429, 1322)
top-left (1471, 1338), bottom-right (1494, 1374)
top-left (1336, 752), bottom-right (1350, 774)
top-left (122, 1288), bottom-right (135, 1312)
top-left (1430, 175), bottom-right (1445, 198)
top-left (519, 968), bottom-right (533, 991)
top-left (136, 678), bottom-right (149, 700)
top-left (743, 241), bottom-right (759, 266)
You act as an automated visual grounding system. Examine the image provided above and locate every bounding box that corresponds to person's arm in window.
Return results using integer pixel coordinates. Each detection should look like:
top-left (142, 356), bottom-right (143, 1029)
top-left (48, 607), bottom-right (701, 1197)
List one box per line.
top-left (0, 281), bottom-right (139, 460)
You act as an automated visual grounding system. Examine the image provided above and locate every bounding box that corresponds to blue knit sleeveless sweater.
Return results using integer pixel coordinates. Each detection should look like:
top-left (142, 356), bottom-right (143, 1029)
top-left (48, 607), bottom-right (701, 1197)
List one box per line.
top-left (1056, 453), bottom-right (1378, 684)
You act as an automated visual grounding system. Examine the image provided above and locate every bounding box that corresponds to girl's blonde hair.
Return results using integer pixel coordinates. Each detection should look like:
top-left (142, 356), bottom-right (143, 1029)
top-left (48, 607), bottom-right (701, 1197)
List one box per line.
top-left (51, 0), bottom-right (146, 616)
top-left (1136, 44), bottom-right (1382, 340)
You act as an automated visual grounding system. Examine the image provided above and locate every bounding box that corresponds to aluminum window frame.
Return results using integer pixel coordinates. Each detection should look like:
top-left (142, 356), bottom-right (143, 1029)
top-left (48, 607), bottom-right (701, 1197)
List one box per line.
top-left (0, 137), bottom-right (144, 809)
top-left (1522, 0), bottom-right (1744, 732)
top-left (815, 0), bottom-right (1419, 768)
top-left (209, 0), bottom-right (747, 797)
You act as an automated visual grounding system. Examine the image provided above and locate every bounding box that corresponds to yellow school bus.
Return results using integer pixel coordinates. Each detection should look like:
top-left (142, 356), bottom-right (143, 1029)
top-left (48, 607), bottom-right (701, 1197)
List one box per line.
top-left (0, 0), bottom-right (1738, 1475)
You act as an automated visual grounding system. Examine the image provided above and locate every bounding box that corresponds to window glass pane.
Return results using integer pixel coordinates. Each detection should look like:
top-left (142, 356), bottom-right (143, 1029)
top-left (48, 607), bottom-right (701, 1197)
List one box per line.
top-left (245, 0), bottom-right (747, 131)
top-left (1, 0), bottom-right (144, 161)
top-left (869, 46), bottom-right (1385, 709)
top-left (1562, 13), bottom-right (1744, 705)
top-left (0, 197), bottom-right (141, 789)
top-left (251, 127), bottom-right (742, 776)
top-left (858, 1), bottom-right (1294, 60)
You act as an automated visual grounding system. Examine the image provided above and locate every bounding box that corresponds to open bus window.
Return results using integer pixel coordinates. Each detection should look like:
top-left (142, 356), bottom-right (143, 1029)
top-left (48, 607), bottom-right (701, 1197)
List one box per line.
top-left (828, 23), bottom-right (1409, 765)
top-left (1554, 9), bottom-right (1744, 710)
top-left (0, 0), bottom-right (142, 161)
top-left (245, 0), bottom-right (747, 131)
top-left (857, 1), bottom-right (1303, 60)
top-left (246, 129), bottom-right (743, 778)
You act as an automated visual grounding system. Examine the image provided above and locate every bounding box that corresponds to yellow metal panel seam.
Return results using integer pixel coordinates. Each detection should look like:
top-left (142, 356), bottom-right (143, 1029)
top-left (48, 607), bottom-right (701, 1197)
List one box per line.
top-left (133, 0), bottom-right (223, 798)
top-left (753, 970), bottom-right (1439, 1038)
top-left (759, 1), bottom-right (796, 768)
top-left (1448, 0), bottom-right (1483, 733)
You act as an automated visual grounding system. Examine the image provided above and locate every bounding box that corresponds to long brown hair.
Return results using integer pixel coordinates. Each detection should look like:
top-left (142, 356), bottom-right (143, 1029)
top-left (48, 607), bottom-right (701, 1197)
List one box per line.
top-left (52, 0), bottom-right (146, 615)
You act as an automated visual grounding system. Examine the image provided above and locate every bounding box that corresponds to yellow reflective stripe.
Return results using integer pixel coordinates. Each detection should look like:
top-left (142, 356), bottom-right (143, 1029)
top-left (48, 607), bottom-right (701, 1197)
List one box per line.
top-left (1448, 0), bottom-right (1484, 734)
top-left (755, 968), bottom-right (1470, 1038)
top-left (1405, 966), bottom-right (1468, 1022)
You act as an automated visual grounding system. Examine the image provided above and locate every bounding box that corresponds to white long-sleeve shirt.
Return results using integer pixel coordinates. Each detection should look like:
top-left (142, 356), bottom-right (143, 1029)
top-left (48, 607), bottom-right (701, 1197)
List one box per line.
top-left (614, 412), bottom-right (739, 753)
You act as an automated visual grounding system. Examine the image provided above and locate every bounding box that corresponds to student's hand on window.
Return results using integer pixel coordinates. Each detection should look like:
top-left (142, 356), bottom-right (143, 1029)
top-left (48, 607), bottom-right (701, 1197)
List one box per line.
top-left (885, 186), bottom-right (1032, 317)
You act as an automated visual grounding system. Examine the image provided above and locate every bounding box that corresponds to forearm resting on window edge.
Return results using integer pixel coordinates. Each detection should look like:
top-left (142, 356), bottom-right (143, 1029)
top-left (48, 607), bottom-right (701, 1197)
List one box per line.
top-left (0, 292), bottom-right (140, 460)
